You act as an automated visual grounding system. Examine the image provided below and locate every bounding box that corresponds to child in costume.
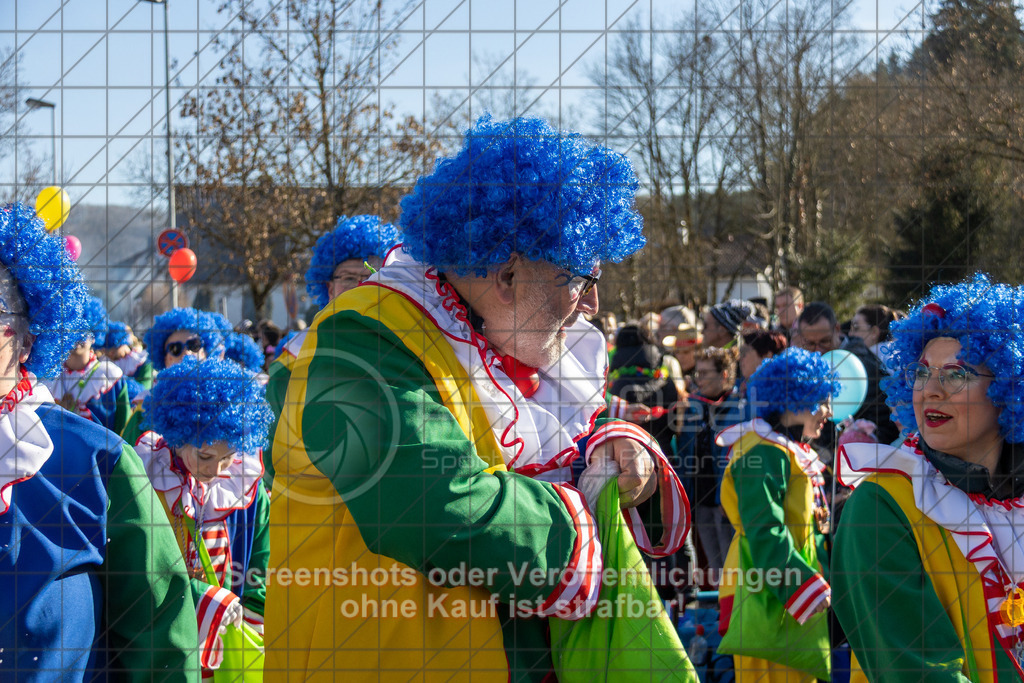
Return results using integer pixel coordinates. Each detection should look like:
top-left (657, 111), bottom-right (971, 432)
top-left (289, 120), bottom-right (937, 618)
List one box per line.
top-left (122, 307), bottom-right (225, 445)
top-left (715, 347), bottom-right (839, 682)
top-left (136, 356), bottom-right (273, 674)
top-left (44, 294), bottom-right (135, 435)
top-left (263, 214), bottom-right (398, 491)
top-left (835, 274), bottom-right (1024, 681)
top-left (0, 202), bottom-right (198, 679)
top-left (103, 319), bottom-right (154, 388)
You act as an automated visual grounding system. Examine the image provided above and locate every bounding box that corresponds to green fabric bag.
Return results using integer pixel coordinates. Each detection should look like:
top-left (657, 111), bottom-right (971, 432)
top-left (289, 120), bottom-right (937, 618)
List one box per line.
top-left (549, 479), bottom-right (697, 682)
top-left (717, 535), bottom-right (830, 680)
top-left (185, 516), bottom-right (265, 682)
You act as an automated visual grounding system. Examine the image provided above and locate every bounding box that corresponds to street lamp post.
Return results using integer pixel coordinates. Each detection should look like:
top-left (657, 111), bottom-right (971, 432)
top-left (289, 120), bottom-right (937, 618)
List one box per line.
top-left (139, 0), bottom-right (178, 307)
top-left (25, 98), bottom-right (56, 185)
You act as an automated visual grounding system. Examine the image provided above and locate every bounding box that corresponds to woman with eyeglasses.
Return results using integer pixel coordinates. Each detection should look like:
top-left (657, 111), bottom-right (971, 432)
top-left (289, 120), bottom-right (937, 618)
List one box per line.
top-left (834, 274), bottom-right (1024, 681)
top-left (121, 308), bottom-right (225, 446)
top-left (136, 356), bottom-right (273, 676)
top-left (714, 347), bottom-right (839, 682)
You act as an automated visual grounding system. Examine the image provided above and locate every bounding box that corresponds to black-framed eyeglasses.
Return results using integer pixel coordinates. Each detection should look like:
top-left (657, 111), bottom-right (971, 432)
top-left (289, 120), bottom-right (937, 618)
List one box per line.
top-left (165, 336), bottom-right (203, 358)
top-left (568, 268), bottom-right (602, 298)
top-left (905, 362), bottom-right (995, 394)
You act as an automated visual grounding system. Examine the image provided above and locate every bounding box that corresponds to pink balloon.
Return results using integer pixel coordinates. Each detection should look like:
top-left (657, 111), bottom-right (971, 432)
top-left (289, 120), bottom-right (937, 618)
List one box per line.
top-left (65, 235), bottom-right (82, 262)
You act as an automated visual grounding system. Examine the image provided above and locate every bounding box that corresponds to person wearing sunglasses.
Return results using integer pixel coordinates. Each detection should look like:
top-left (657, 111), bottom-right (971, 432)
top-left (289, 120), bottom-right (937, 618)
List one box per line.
top-left (121, 308), bottom-right (226, 447)
top-left (43, 294), bottom-right (136, 436)
top-left (265, 116), bottom-right (689, 679)
top-left (834, 274), bottom-right (1024, 681)
top-left (262, 214), bottom-right (398, 492)
top-left (144, 308), bottom-right (225, 374)
top-left (136, 357), bottom-right (273, 677)
top-left (0, 203), bottom-right (198, 679)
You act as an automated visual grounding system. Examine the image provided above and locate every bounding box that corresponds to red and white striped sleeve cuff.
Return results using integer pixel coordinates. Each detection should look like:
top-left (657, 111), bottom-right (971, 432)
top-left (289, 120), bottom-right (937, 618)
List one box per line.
top-left (196, 585), bottom-right (236, 669)
top-left (529, 484), bottom-right (603, 621)
top-left (608, 395), bottom-right (630, 420)
top-left (785, 573), bottom-right (830, 625)
top-left (584, 420), bottom-right (691, 558)
top-left (242, 606), bottom-right (264, 637)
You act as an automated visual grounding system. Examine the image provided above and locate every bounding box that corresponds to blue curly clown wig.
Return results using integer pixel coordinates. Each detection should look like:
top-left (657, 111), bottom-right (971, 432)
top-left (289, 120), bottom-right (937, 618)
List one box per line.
top-left (103, 321), bottom-right (131, 349)
top-left (399, 115), bottom-right (646, 277)
top-left (747, 347), bottom-right (841, 420)
top-left (82, 295), bottom-right (108, 346)
top-left (144, 308), bottom-right (226, 371)
top-left (200, 311), bottom-right (232, 358)
top-left (0, 203), bottom-right (88, 377)
top-left (223, 331), bottom-right (264, 372)
top-left (305, 215), bottom-right (399, 308)
top-left (880, 273), bottom-right (1024, 443)
top-left (141, 357), bottom-right (273, 453)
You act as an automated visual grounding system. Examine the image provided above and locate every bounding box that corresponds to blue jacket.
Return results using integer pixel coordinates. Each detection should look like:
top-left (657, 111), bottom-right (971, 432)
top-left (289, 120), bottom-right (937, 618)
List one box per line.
top-left (0, 403), bottom-right (197, 681)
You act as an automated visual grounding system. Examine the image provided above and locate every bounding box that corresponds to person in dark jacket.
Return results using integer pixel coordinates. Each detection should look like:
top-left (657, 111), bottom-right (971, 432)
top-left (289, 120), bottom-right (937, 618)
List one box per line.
top-left (796, 301), bottom-right (900, 447)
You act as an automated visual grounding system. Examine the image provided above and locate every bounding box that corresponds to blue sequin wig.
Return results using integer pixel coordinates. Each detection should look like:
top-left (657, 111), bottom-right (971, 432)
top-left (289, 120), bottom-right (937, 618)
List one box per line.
top-left (201, 311), bottom-right (232, 358)
top-left (0, 203), bottom-right (88, 377)
top-left (747, 347), bottom-right (841, 420)
top-left (82, 295), bottom-right (108, 347)
top-left (144, 307), bottom-right (225, 371)
top-left (399, 115), bottom-right (646, 276)
top-left (224, 331), bottom-right (265, 372)
top-left (142, 356), bottom-right (273, 453)
top-left (103, 321), bottom-right (131, 349)
top-left (305, 215), bottom-right (399, 308)
top-left (880, 273), bottom-right (1024, 443)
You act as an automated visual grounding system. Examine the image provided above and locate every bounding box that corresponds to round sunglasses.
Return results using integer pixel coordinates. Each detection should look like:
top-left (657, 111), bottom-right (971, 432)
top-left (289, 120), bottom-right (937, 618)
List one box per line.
top-left (165, 336), bottom-right (203, 358)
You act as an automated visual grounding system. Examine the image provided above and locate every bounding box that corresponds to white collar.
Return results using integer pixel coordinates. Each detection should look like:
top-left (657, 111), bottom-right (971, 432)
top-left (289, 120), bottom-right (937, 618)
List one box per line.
top-left (0, 373), bottom-right (55, 515)
top-left (840, 436), bottom-right (1024, 642)
top-left (45, 357), bottom-right (123, 405)
top-left (134, 431), bottom-right (264, 523)
top-left (367, 248), bottom-right (608, 481)
top-left (717, 418), bottom-right (827, 478)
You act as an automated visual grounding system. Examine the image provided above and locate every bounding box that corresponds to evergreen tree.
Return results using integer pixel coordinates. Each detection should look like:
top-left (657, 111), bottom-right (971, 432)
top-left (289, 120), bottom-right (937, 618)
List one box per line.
top-left (911, 0), bottom-right (1024, 73)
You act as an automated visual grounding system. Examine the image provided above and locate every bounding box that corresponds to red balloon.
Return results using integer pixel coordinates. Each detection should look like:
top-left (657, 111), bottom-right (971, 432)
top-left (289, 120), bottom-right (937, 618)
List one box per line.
top-left (168, 247), bottom-right (197, 283)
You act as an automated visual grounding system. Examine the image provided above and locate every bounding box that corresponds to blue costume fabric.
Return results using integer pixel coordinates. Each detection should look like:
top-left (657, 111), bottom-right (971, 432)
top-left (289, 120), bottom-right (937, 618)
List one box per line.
top-left (0, 393), bottom-right (197, 680)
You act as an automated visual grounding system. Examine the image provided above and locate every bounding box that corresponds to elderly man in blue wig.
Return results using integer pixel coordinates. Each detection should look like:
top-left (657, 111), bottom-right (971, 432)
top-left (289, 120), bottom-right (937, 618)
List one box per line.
top-left (0, 203), bottom-right (198, 679)
top-left (44, 293), bottom-right (136, 435)
top-left (262, 213), bottom-right (398, 490)
top-left (265, 115), bottom-right (689, 681)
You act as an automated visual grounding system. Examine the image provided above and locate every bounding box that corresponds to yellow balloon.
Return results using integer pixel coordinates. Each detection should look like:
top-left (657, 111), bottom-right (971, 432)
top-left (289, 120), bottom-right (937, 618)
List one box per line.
top-left (35, 186), bottom-right (71, 232)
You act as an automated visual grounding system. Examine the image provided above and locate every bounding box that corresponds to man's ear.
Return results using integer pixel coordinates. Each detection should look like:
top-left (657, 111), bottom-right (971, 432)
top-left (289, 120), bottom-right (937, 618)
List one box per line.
top-left (493, 254), bottom-right (520, 306)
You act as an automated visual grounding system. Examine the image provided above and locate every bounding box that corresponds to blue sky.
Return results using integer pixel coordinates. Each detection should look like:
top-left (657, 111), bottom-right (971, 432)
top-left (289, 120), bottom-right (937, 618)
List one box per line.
top-left (3, 0), bottom-right (929, 208)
